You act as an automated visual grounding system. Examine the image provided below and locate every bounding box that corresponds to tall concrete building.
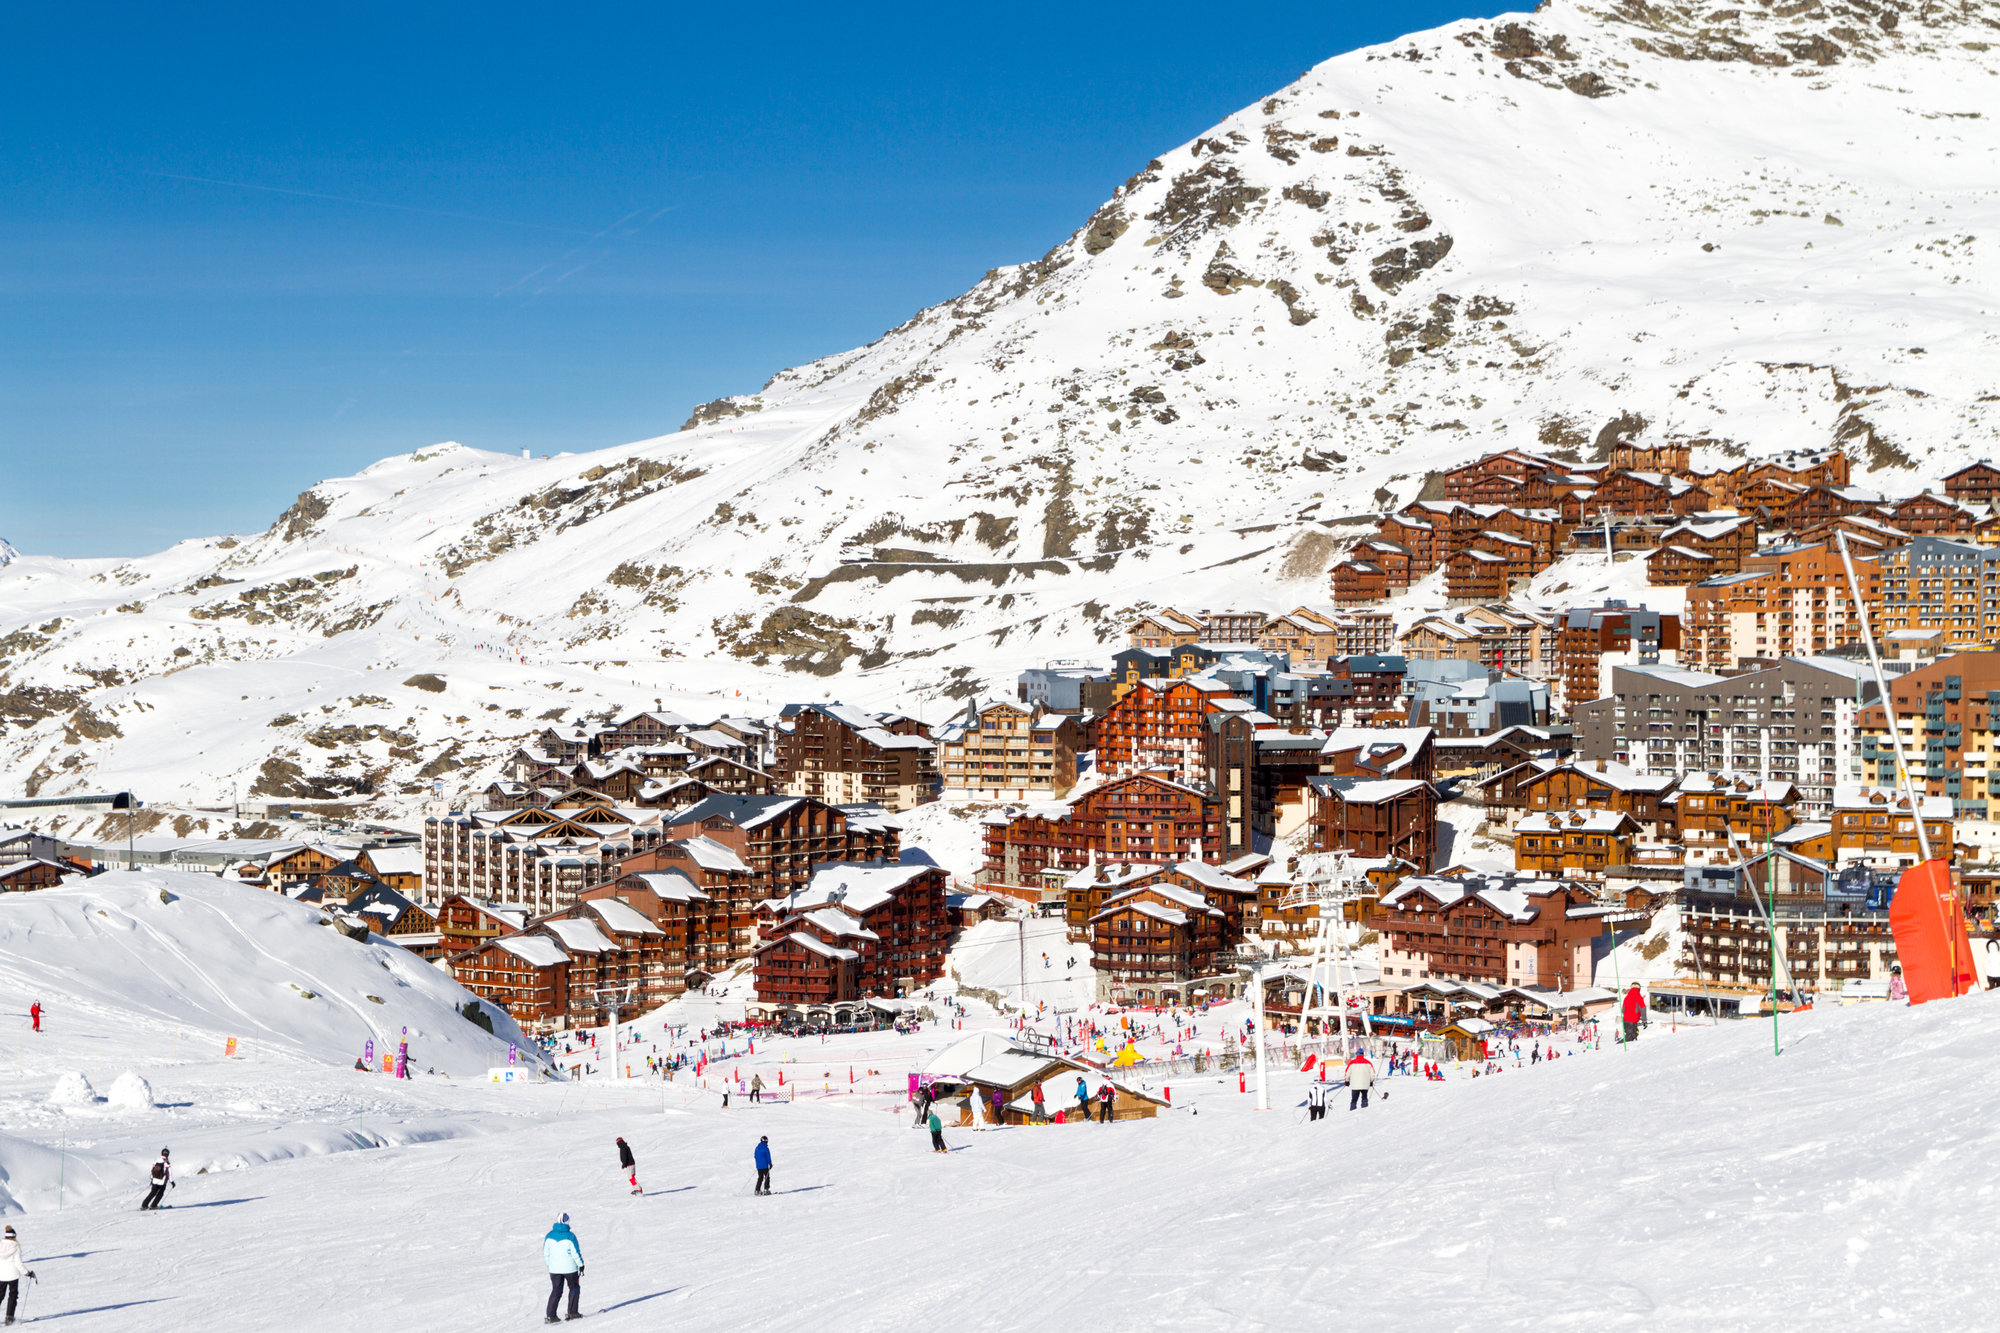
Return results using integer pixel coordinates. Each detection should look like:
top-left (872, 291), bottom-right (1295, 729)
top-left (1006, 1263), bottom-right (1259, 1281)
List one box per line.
top-left (1575, 657), bottom-right (1881, 818)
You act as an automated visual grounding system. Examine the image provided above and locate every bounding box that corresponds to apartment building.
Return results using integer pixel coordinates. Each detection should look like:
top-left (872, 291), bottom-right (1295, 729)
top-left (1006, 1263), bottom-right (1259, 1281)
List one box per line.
top-left (936, 699), bottom-right (1082, 799)
top-left (1575, 658), bottom-right (1880, 817)
top-left (1854, 653), bottom-right (2000, 819)
top-left (1681, 542), bottom-right (1880, 672)
top-left (1873, 537), bottom-right (2000, 649)
top-left (1551, 602), bottom-right (1679, 715)
top-left (773, 703), bottom-right (938, 812)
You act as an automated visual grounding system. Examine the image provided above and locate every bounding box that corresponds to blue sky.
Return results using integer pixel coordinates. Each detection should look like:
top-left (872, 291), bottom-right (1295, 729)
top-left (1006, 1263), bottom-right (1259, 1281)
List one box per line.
top-left (1, 2), bottom-right (1500, 558)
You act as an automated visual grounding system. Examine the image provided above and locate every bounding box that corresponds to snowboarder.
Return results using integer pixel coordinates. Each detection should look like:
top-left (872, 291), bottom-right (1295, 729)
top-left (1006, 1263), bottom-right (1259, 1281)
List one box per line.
top-left (1622, 984), bottom-right (1645, 1043)
top-left (542, 1213), bottom-right (583, 1324)
top-left (616, 1137), bottom-right (640, 1195)
top-left (1344, 1051), bottom-right (1375, 1110)
top-left (754, 1136), bottom-right (773, 1194)
top-left (140, 1148), bottom-right (172, 1209)
top-left (0, 1224), bottom-right (31, 1325)
top-left (750, 1074), bottom-right (764, 1103)
top-left (27, 1003), bottom-right (39, 1034)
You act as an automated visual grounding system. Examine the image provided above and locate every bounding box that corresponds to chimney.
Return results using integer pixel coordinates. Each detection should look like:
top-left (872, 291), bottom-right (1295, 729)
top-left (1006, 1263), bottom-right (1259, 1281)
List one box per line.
top-left (1596, 758), bottom-right (1607, 772)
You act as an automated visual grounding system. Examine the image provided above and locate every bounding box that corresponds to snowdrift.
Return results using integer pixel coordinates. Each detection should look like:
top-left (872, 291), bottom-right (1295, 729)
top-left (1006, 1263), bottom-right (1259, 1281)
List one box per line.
top-left (0, 871), bottom-right (528, 1075)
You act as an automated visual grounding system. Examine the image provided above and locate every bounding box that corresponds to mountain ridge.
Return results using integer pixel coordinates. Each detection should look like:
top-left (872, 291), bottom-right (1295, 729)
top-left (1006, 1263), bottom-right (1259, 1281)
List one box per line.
top-left (1, 0), bottom-right (1994, 817)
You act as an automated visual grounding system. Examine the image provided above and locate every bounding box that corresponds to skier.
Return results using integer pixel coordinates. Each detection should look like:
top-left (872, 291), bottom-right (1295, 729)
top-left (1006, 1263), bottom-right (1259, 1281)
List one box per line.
top-left (1306, 1079), bottom-right (1326, 1122)
top-left (1074, 1074), bottom-right (1090, 1119)
top-left (911, 1084), bottom-right (931, 1129)
top-left (1621, 984), bottom-right (1645, 1043)
top-left (0, 1224), bottom-right (31, 1326)
top-left (928, 1106), bottom-right (946, 1154)
top-left (1097, 1081), bottom-right (1115, 1123)
top-left (753, 1136), bottom-right (773, 1195)
top-left (1344, 1050), bottom-right (1375, 1110)
top-left (27, 1003), bottom-right (39, 1034)
top-left (616, 1137), bottom-right (640, 1195)
top-left (542, 1213), bottom-right (583, 1324)
top-left (750, 1074), bottom-right (764, 1104)
top-left (1888, 964), bottom-right (1908, 1003)
top-left (140, 1148), bottom-right (173, 1209)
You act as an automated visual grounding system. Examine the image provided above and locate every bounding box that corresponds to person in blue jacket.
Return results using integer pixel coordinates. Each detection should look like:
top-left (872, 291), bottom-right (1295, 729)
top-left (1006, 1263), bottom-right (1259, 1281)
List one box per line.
top-left (754, 1135), bottom-right (773, 1195)
top-left (543, 1213), bottom-right (583, 1323)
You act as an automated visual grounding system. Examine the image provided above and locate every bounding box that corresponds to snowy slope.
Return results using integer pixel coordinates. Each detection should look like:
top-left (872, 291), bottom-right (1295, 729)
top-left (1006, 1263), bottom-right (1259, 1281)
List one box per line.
top-left (0, 872), bottom-right (531, 1076)
top-left (1, 0), bottom-right (1996, 816)
top-left (2, 975), bottom-right (1998, 1327)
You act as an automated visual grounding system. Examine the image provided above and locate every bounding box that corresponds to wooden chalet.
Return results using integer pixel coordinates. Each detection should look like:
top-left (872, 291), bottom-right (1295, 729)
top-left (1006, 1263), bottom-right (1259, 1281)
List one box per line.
top-left (1883, 491), bottom-right (1977, 537)
top-left (1942, 461), bottom-right (2000, 506)
top-left (1782, 484), bottom-right (1883, 528)
top-left (686, 755), bottom-right (779, 796)
top-left (263, 845), bottom-right (345, 890)
top-left (1371, 872), bottom-right (1603, 989)
top-left (978, 773), bottom-right (1225, 895)
top-left (0, 857), bottom-right (85, 892)
top-left (450, 932), bottom-right (571, 1031)
top-left (751, 863), bottom-right (951, 1004)
top-left (1089, 882), bottom-right (1228, 1005)
top-left (1305, 777), bottom-right (1438, 870)
top-left (1496, 759), bottom-right (1676, 835)
top-left (1514, 809), bottom-right (1641, 877)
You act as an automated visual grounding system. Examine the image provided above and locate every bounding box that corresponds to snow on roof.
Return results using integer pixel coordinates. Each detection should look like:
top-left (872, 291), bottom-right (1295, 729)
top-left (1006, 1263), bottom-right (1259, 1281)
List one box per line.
top-left (362, 846), bottom-right (424, 877)
top-left (584, 897), bottom-right (664, 936)
top-left (1062, 860), bottom-right (1163, 890)
top-left (539, 918), bottom-right (619, 953)
top-left (765, 861), bottom-right (934, 916)
top-left (495, 934), bottom-right (570, 968)
top-left (1775, 821), bottom-right (1832, 845)
top-left (1516, 810), bottom-right (1635, 833)
top-left (681, 728), bottom-right (746, 749)
top-left (1541, 759), bottom-right (1675, 794)
top-left (677, 835), bottom-right (753, 874)
top-left (1170, 858), bottom-right (1257, 894)
top-left (1833, 785), bottom-right (1952, 819)
top-left (780, 933), bottom-right (860, 961)
top-left (1097, 882), bottom-right (1221, 917)
top-left (623, 870), bottom-right (711, 902)
top-left (921, 1030), bottom-right (1015, 1076)
top-left (1310, 776), bottom-right (1431, 803)
top-left (962, 1052), bottom-right (1075, 1088)
top-left (798, 907), bottom-right (877, 940)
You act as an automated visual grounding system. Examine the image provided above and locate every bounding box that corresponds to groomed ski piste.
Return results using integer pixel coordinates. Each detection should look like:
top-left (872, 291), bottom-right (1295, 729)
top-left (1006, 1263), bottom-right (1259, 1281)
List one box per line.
top-left (1, 870), bottom-right (1992, 1330)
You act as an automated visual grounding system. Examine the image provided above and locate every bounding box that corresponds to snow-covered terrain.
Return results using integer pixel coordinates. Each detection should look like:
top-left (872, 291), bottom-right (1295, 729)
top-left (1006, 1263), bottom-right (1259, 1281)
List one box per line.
top-left (2, 0), bottom-right (1996, 816)
top-left (2, 901), bottom-right (1996, 1329)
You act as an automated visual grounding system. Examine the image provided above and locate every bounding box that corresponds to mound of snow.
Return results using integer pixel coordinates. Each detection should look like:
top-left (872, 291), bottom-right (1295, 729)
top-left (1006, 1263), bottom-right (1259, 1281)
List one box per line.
top-left (0, 871), bottom-right (536, 1076)
top-left (106, 1071), bottom-right (154, 1109)
top-left (47, 1071), bottom-right (96, 1106)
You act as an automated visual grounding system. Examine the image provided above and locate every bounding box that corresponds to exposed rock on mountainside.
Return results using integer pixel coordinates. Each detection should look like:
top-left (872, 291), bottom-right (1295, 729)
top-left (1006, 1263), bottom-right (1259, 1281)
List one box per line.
top-left (0, 0), bottom-right (1994, 813)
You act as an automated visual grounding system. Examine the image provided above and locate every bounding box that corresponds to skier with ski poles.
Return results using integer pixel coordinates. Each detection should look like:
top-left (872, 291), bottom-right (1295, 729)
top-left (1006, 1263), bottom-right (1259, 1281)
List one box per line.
top-left (140, 1148), bottom-right (173, 1209)
top-left (27, 1003), bottom-right (39, 1034)
top-left (753, 1135), bottom-right (773, 1195)
top-left (616, 1137), bottom-right (640, 1195)
top-left (928, 1106), bottom-right (946, 1153)
top-left (542, 1213), bottom-right (583, 1324)
top-left (0, 1224), bottom-right (33, 1325)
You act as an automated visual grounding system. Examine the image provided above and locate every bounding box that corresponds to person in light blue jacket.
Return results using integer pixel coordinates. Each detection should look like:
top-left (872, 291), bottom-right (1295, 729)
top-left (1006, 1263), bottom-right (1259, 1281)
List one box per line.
top-left (543, 1213), bottom-right (584, 1323)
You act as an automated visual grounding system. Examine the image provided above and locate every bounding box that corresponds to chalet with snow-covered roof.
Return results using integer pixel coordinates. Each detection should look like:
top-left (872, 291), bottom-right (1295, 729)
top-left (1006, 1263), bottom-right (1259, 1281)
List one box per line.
top-left (751, 862), bottom-right (951, 1004)
top-left (540, 895), bottom-right (671, 1009)
top-left (684, 755), bottom-right (778, 796)
top-left (775, 702), bottom-right (937, 811)
top-left (450, 932), bottom-right (571, 1029)
top-left (1320, 725), bottom-right (1435, 783)
top-left (1882, 490), bottom-right (1978, 537)
top-left (1088, 882), bottom-right (1229, 1005)
top-left (597, 708), bottom-right (700, 754)
top-left (1370, 872), bottom-right (1603, 988)
top-left (1942, 461), bottom-right (2000, 506)
top-left (1305, 776), bottom-right (1439, 871)
top-left (436, 894), bottom-right (531, 955)
top-left (1782, 484), bottom-right (1884, 528)
top-left (1497, 758), bottom-right (1677, 836)
top-left (1513, 809), bottom-right (1642, 878)
top-left (1645, 516), bottom-right (1757, 585)
top-left (0, 857), bottom-right (85, 892)
top-left (979, 773), bottom-right (1226, 900)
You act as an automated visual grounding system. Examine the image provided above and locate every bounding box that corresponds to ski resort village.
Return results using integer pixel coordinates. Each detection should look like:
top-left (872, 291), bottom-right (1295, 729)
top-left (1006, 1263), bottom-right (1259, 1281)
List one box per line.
top-left (4, 1), bottom-right (2000, 1329)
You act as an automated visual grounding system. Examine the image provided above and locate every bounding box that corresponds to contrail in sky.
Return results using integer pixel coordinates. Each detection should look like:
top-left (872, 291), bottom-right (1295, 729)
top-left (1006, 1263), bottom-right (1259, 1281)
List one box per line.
top-left (141, 170), bottom-right (677, 245)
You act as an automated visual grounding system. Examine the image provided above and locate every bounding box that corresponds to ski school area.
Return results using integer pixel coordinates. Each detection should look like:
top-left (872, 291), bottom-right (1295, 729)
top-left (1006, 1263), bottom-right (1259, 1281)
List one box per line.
top-left (1, 871), bottom-right (1996, 1330)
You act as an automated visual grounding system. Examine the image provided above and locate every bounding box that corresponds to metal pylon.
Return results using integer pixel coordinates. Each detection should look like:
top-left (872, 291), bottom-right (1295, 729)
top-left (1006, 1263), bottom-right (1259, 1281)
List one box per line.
top-left (1292, 855), bottom-right (1373, 1062)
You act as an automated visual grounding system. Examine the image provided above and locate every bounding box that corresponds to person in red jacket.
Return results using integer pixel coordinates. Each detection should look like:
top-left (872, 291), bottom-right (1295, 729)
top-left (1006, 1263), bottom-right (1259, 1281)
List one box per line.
top-left (29, 1003), bottom-right (40, 1034)
top-left (1621, 984), bottom-right (1645, 1043)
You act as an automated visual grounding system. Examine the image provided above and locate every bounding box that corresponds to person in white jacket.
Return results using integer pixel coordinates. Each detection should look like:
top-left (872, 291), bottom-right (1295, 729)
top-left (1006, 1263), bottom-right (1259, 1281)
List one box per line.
top-left (0, 1223), bottom-right (33, 1326)
top-left (542, 1214), bottom-right (583, 1324)
top-left (1344, 1052), bottom-right (1376, 1111)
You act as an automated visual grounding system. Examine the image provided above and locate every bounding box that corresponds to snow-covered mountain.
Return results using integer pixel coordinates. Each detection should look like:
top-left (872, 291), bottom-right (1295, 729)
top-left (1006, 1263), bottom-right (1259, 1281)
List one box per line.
top-left (2, 0), bottom-right (1995, 818)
